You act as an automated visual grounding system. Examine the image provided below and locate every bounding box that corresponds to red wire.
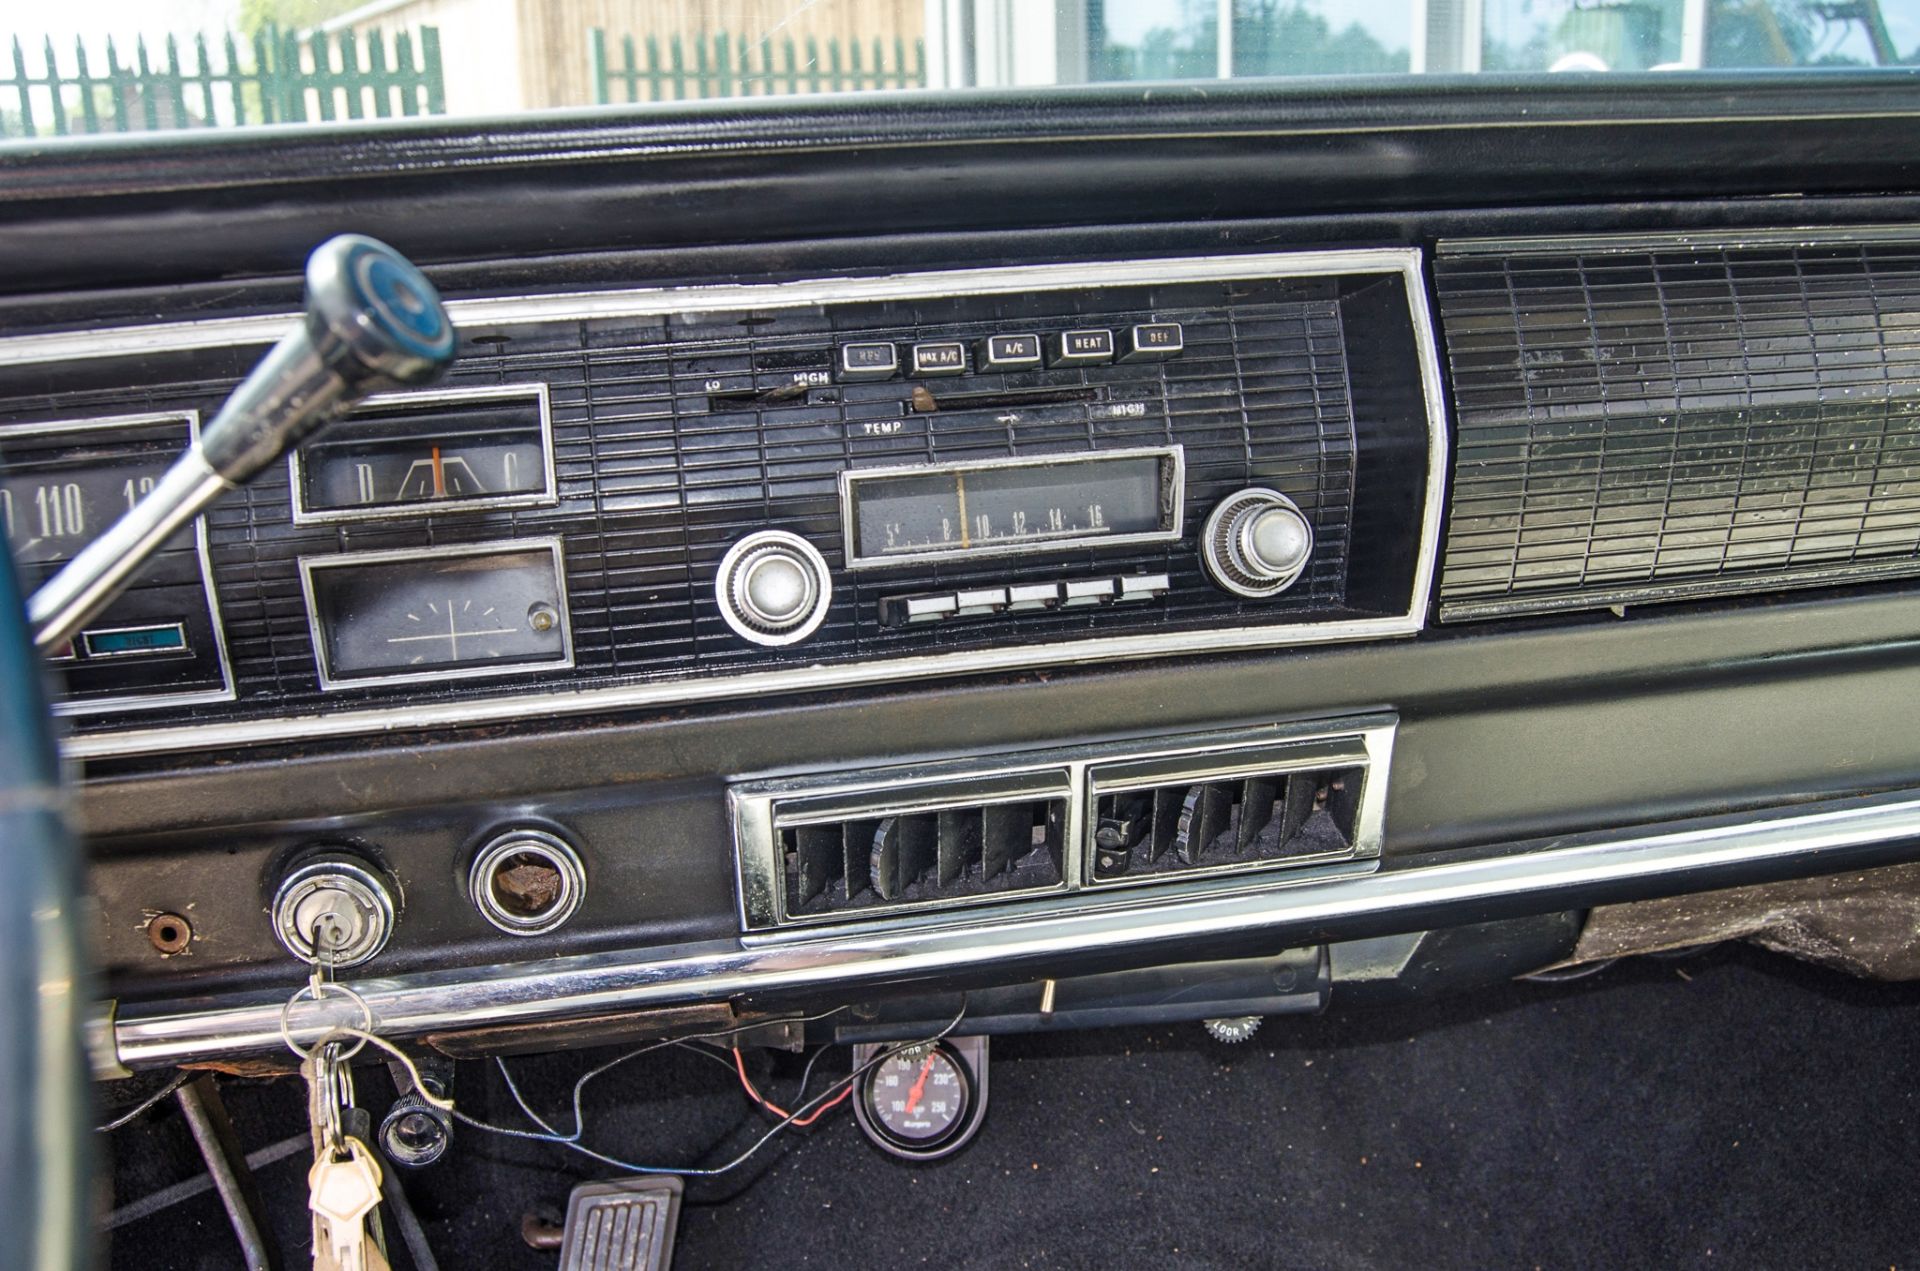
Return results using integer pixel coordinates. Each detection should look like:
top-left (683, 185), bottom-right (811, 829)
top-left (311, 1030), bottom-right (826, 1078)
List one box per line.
top-left (732, 1046), bottom-right (851, 1127)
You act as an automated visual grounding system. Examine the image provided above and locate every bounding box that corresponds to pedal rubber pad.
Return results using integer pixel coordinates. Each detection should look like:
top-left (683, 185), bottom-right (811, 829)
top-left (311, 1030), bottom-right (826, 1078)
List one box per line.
top-left (557, 1175), bottom-right (683, 1271)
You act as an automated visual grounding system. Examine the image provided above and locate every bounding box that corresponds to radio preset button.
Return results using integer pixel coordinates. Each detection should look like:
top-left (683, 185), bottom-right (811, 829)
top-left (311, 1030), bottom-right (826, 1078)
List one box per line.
top-left (1123, 323), bottom-right (1184, 360)
top-left (1062, 578), bottom-right (1118, 605)
top-left (839, 342), bottom-right (899, 381)
top-left (1118, 574), bottom-right (1172, 600)
top-left (1050, 329), bottom-right (1116, 366)
top-left (953, 587), bottom-right (1009, 615)
top-left (911, 341), bottom-right (968, 376)
top-left (981, 334), bottom-right (1043, 369)
top-left (1007, 582), bottom-right (1062, 609)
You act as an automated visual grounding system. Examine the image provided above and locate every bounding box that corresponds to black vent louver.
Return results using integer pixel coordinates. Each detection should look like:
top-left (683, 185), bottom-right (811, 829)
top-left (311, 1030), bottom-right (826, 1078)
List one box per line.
top-left (1088, 765), bottom-right (1363, 883)
top-left (780, 793), bottom-right (1068, 921)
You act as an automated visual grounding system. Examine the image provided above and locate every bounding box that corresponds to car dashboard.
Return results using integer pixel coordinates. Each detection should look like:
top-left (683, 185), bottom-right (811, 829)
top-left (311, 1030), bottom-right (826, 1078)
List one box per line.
top-left (7, 79), bottom-right (1920, 1097)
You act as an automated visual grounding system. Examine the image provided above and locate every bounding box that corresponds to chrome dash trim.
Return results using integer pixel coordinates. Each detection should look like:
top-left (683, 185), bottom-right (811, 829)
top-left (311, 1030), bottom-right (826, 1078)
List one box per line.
top-left (3, 248), bottom-right (1429, 367)
top-left (1438, 223), bottom-right (1920, 257)
top-left (106, 787), bottom-right (1920, 1069)
top-left (23, 249), bottom-right (1447, 759)
top-left (0, 410), bottom-right (237, 715)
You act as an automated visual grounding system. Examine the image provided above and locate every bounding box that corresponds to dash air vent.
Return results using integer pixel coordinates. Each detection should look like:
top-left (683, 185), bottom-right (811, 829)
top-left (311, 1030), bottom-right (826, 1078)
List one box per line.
top-left (731, 715), bottom-right (1393, 934)
top-left (780, 793), bottom-right (1068, 920)
top-left (1087, 758), bottom-right (1364, 884)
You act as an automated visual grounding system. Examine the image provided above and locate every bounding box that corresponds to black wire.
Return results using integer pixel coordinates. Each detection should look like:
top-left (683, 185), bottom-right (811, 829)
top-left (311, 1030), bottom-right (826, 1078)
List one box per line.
top-left (1521, 958), bottom-right (1620, 984)
top-left (454, 1000), bottom-right (965, 1178)
top-left (96, 1071), bottom-right (189, 1132)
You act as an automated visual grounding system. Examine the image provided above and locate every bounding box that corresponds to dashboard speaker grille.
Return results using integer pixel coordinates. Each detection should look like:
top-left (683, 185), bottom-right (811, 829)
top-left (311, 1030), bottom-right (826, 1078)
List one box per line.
top-left (1434, 238), bottom-right (1920, 620)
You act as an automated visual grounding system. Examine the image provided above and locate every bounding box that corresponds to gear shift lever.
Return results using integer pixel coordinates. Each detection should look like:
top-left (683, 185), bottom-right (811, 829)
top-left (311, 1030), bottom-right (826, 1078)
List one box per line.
top-left (28, 235), bottom-right (456, 652)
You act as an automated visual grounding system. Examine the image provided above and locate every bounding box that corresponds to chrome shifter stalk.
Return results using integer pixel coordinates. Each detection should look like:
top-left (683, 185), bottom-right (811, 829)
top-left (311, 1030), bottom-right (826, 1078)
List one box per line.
top-left (28, 234), bottom-right (456, 652)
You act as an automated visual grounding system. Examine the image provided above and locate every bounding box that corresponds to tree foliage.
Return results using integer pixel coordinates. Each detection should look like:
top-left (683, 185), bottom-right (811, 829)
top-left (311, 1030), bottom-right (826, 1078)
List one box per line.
top-left (237, 0), bottom-right (370, 37)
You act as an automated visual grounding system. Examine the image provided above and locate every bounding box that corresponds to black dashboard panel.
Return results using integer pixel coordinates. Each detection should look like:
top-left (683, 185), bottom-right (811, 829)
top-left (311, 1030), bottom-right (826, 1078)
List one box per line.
top-left (0, 252), bottom-right (1441, 756)
top-left (9, 81), bottom-right (1920, 1066)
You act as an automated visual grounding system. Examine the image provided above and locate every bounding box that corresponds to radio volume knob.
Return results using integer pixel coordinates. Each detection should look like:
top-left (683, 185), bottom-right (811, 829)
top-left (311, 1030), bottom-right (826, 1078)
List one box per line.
top-left (716, 530), bottom-right (833, 646)
top-left (1201, 489), bottom-right (1314, 598)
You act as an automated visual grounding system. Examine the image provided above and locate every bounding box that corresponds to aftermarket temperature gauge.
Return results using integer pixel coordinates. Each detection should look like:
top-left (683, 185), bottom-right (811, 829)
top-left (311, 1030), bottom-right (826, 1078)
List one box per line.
top-left (852, 1036), bottom-right (989, 1161)
top-left (292, 384), bottom-right (555, 522)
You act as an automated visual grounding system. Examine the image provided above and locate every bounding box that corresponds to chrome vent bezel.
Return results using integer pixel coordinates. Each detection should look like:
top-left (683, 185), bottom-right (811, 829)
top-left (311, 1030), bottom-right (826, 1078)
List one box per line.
top-left (731, 713), bottom-right (1395, 936)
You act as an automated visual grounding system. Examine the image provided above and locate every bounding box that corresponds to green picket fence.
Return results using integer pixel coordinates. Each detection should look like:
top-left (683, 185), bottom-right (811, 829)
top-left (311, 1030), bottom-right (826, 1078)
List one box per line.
top-left (1, 23), bottom-right (444, 138)
top-left (591, 29), bottom-right (926, 104)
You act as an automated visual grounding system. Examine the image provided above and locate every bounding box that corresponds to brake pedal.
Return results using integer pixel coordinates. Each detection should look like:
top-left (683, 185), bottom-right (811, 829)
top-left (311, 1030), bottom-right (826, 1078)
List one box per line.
top-left (558, 1176), bottom-right (683, 1271)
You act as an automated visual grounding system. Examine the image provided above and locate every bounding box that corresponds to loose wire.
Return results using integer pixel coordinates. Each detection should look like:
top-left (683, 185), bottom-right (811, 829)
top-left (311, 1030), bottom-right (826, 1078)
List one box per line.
top-left (453, 1000), bottom-right (966, 1178)
top-left (731, 1045), bottom-right (852, 1127)
top-left (96, 1072), bottom-right (190, 1133)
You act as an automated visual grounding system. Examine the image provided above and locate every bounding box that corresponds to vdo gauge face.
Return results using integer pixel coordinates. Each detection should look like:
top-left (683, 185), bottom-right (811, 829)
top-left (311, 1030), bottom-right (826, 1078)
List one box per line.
top-left (292, 385), bottom-right (555, 522)
top-left (840, 447), bottom-right (1184, 568)
top-left (854, 1041), bottom-right (981, 1160)
top-left (300, 540), bottom-right (573, 689)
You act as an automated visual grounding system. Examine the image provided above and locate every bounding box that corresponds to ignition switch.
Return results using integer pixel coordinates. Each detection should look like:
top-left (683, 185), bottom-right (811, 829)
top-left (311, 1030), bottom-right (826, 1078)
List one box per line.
top-left (271, 852), bottom-right (398, 969)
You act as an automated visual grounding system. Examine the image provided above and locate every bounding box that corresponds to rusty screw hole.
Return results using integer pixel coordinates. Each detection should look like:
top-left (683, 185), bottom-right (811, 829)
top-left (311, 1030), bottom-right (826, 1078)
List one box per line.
top-left (147, 912), bottom-right (192, 955)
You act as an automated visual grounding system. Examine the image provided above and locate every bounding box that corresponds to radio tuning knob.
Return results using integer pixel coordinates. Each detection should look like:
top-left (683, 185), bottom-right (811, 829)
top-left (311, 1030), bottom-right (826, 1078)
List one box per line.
top-left (1201, 488), bottom-right (1315, 598)
top-left (716, 530), bottom-right (834, 646)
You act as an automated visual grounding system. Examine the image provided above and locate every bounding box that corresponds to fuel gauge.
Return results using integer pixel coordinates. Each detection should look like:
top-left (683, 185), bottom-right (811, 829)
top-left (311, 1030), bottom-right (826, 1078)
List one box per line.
top-left (292, 384), bottom-right (555, 522)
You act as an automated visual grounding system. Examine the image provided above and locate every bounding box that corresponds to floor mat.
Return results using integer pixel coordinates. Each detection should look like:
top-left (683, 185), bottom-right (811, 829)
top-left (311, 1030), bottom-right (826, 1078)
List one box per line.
top-left (103, 943), bottom-right (1920, 1270)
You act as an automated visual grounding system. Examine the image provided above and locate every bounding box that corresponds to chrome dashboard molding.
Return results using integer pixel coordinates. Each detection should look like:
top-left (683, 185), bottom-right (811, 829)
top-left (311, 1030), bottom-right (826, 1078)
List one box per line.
top-left (17, 249), bottom-right (1447, 759)
top-left (1437, 223), bottom-right (1920, 257)
top-left (836, 445), bottom-right (1187, 570)
top-left (287, 382), bottom-right (559, 525)
top-left (103, 786), bottom-right (1920, 1070)
top-left (0, 410), bottom-right (237, 716)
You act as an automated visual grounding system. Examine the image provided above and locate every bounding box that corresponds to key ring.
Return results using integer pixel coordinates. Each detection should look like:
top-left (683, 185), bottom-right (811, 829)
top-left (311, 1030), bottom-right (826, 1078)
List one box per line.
top-left (280, 979), bottom-right (374, 1062)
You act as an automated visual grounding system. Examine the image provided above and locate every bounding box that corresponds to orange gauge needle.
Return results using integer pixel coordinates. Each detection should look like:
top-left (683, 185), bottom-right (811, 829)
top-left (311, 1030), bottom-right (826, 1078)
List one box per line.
top-left (904, 1051), bottom-right (939, 1113)
top-left (430, 445), bottom-right (446, 498)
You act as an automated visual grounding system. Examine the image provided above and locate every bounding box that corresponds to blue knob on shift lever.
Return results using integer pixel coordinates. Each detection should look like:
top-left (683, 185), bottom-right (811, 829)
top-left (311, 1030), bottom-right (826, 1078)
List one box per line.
top-left (29, 235), bottom-right (457, 651)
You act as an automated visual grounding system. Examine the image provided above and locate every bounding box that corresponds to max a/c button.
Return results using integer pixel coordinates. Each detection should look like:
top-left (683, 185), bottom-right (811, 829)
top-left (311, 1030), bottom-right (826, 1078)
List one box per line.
top-left (911, 341), bottom-right (968, 376)
top-left (839, 342), bottom-right (899, 380)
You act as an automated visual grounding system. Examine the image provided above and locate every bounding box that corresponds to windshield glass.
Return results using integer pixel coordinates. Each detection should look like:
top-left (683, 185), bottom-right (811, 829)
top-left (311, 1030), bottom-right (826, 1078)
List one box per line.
top-left (5, 1), bottom-right (1917, 139)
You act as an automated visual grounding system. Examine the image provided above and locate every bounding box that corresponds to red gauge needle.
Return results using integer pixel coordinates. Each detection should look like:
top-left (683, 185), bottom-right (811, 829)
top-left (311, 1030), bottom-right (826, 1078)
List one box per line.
top-left (430, 445), bottom-right (446, 498)
top-left (904, 1052), bottom-right (939, 1113)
